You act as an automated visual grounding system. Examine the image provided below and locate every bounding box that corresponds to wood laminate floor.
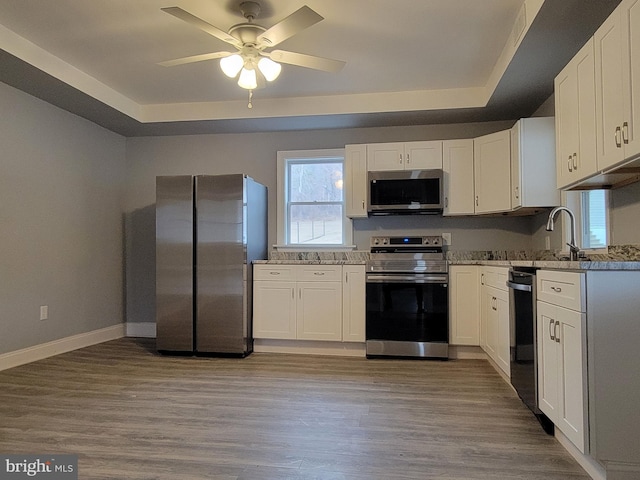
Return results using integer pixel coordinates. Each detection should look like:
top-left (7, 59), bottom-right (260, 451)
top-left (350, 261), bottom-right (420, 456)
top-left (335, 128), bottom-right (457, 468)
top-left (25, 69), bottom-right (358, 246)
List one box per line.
top-left (0, 338), bottom-right (589, 479)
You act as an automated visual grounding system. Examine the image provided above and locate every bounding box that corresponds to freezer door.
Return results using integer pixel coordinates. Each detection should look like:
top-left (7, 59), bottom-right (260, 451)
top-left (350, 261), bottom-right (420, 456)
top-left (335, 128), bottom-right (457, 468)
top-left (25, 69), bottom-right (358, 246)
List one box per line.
top-left (156, 176), bottom-right (194, 352)
top-left (195, 175), bottom-right (247, 354)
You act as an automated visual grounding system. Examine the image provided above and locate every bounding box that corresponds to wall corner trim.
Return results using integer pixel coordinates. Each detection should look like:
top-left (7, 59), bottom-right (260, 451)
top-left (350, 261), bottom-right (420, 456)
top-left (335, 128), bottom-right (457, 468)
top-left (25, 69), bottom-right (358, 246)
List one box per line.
top-left (0, 323), bottom-right (125, 372)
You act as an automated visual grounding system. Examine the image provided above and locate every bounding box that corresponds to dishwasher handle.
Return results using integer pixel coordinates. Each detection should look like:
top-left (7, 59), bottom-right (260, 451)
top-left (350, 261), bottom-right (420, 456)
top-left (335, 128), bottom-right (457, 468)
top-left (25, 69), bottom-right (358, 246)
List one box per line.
top-left (506, 280), bottom-right (532, 292)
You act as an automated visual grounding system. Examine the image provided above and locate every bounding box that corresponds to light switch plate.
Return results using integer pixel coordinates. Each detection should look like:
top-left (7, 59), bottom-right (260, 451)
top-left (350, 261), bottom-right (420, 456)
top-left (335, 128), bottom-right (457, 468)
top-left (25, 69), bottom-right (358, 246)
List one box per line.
top-left (40, 305), bottom-right (48, 321)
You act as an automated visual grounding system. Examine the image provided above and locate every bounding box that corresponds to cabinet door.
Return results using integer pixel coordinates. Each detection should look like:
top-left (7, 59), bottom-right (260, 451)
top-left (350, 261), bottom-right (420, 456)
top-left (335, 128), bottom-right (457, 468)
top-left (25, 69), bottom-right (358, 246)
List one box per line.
top-left (495, 288), bottom-right (511, 377)
top-left (342, 266), bottom-right (365, 342)
top-left (555, 51), bottom-right (579, 188)
top-left (367, 143), bottom-right (404, 171)
top-left (404, 141), bottom-right (443, 170)
top-left (297, 282), bottom-right (343, 341)
top-left (555, 39), bottom-right (598, 189)
top-left (442, 139), bottom-right (475, 215)
top-left (344, 144), bottom-right (368, 218)
top-left (595, 6), bottom-right (626, 170)
top-left (449, 265), bottom-right (480, 345)
top-left (622, 0), bottom-right (640, 159)
top-left (557, 306), bottom-right (587, 453)
top-left (253, 281), bottom-right (297, 339)
top-left (537, 300), bottom-right (559, 420)
top-left (483, 287), bottom-right (498, 360)
top-left (473, 130), bottom-right (511, 214)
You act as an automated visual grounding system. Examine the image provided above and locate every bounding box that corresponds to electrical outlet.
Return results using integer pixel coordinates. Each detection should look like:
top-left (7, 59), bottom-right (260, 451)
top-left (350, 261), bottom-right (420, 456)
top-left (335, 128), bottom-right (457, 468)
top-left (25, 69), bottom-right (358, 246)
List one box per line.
top-left (442, 233), bottom-right (452, 246)
top-left (40, 305), bottom-right (48, 321)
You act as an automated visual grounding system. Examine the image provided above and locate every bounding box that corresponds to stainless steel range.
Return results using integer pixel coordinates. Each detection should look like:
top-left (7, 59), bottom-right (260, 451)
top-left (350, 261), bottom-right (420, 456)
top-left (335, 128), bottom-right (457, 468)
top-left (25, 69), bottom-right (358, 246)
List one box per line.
top-left (366, 236), bottom-right (449, 359)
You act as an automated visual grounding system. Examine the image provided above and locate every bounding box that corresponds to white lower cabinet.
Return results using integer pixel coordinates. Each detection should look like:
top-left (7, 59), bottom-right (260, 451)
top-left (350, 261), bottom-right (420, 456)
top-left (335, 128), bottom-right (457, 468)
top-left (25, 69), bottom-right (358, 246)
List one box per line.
top-left (449, 265), bottom-right (480, 345)
top-left (342, 265), bottom-right (366, 342)
top-left (480, 266), bottom-right (510, 377)
top-left (297, 281), bottom-right (342, 341)
top-left (536, 270), bottom-right (587, 454)
top-left (253, 264), bottom-right (364, 343)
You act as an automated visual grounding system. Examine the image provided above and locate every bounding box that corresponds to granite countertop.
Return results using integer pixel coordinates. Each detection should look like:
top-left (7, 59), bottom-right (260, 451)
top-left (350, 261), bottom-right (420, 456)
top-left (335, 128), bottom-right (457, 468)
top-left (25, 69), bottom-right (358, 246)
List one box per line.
top-left (257, 245), bottom-right (640, 271)
top-left (449, 259), bottom-right (640, 271)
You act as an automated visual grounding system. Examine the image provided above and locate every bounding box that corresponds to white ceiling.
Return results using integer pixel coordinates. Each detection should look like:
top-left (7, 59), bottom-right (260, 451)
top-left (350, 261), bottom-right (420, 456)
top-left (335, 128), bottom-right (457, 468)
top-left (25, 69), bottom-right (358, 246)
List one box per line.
top-left (0, 0), bottom-right (622, 135)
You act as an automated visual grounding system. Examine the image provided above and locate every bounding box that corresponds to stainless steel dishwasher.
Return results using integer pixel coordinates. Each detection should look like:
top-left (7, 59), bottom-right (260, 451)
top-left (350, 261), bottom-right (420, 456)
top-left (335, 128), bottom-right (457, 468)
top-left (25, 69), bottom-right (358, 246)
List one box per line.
top-left (507, 267), bottom-right (554, 434)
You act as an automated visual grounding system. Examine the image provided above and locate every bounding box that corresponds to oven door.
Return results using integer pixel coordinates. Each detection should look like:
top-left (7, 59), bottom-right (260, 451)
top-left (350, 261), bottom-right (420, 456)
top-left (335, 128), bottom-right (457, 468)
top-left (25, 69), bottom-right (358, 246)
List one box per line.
top-left (366, 273), bottom-right (449, 358)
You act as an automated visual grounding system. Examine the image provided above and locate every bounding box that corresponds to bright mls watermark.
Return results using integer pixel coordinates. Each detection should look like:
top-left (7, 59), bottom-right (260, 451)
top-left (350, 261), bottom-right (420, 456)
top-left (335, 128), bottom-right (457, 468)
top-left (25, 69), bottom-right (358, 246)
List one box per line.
top-left (0, 455), bottom-right (77, 480)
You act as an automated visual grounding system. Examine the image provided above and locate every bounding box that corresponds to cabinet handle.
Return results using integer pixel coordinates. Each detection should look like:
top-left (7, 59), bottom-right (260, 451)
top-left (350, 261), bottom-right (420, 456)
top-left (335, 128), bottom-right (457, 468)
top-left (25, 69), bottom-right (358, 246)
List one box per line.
top-left (568, 155), bottom-right (573, 172)
top-left (444, 197), bottom-right (448, 208)
top-left (623, 121), bottom-right (629, 144)
top-left (555, 321), bottom-right (561, 343)
top-left (269, 271), bottom-right (280, 275)
top-left (475, 195), bottom-right (479, 206)
top-left (362, 200), bottom-right (365, 210)
top-left (291, 288), bottom-right (295, 299)
top-left (615, 126), bottom-right (623, 148)
top-left (573, 153), bottom-right (578, 170)
top-left (345, 272), bottom-right (348, 283)
top-left (299, 288), bottom-right (301, 299)
top-left (492, 296), bottom-right (497, 311)
top-left (514, 186), bottom-right (519, 199)
top-left (406, 153), bottom-right (410, 164)
top-left (399, 153), bottom-right (403, 165)
top-left (314, 272), bottom-right (325, 276)
top-left (481, 273), bottom-right (485, 285)
top-left (550, 286), bottom-right (562, 293)
top-left (549, 319), bottom-right (555, 341)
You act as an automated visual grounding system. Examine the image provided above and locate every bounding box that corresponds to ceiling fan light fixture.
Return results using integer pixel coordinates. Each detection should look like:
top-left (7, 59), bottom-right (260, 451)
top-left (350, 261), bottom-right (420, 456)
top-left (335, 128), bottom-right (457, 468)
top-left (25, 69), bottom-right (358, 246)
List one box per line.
top-left (238, 67), bottom-right (258, 89)
top-left (220, 54), bottom-right (244, 78)
top-left (258, 57), bottom-right (281, 81)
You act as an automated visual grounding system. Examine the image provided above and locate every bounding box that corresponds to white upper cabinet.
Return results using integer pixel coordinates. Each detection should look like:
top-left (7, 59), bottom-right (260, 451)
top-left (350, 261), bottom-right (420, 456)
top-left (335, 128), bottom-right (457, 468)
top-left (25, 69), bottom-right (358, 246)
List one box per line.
top-left (555, 38), bottom-right (598, 189)
top-left (473, 130), bottom-right (511, 214)
top-left (594, 0), bottom-right (640, 171)
top-left (367, 141), bottom-right (443, 171)
top-left (442, 139), bottom-right (475, 216)
top-left (510, 117), bottom-right (560, 209)
top-left (344, 144), bottom-right (368, 218)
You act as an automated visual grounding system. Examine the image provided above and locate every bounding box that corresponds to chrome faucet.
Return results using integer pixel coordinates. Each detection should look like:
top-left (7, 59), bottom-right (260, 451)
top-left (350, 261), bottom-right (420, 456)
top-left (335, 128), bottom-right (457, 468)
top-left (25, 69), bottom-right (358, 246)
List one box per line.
top-left (546, 206), bottom-right (580, 261)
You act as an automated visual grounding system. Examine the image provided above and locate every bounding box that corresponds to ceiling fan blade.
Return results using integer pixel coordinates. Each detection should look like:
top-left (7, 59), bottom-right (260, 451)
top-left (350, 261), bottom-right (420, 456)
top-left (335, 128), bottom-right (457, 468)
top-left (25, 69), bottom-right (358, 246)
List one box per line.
top-left (269, 50), bottom-right (346, 73)
top-left (162, 7), bottom-right (240, 47)
top-left (158, 51), bottom-right (233, 67)
top-left (257, 6), bottom-right (323, 47)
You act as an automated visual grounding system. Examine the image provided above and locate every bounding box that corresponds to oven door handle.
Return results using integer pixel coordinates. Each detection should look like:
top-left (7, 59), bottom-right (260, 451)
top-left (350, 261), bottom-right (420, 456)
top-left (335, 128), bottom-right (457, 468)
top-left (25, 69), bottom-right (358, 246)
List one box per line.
top-left (366, 274), bottom-right (448, 284)
top-left (506, 280), bottom-right (532, 292)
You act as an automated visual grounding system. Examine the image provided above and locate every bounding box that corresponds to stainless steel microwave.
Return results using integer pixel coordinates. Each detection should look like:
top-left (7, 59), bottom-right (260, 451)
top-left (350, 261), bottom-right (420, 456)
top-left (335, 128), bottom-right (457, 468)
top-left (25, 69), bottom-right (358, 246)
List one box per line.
top-left (367, 170), bottom-right (443, 215)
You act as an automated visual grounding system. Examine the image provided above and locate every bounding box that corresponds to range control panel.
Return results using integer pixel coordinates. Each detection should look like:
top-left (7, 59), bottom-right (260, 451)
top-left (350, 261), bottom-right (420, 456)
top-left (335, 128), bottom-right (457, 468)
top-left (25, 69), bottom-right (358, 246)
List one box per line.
top-left (370, 235), bottom-right (443, 248)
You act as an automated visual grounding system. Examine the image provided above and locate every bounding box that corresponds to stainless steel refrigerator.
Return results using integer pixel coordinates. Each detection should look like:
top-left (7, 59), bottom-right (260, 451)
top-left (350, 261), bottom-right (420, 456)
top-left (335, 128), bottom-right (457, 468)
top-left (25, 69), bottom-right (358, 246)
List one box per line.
top-left (155, 174), bottom-right (267, 356)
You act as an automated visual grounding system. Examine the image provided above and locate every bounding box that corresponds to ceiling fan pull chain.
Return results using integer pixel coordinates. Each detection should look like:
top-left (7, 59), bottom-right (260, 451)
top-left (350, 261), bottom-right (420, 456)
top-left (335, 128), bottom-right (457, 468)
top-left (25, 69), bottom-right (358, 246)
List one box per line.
top-left (248, 89), bottom-right (254, 109)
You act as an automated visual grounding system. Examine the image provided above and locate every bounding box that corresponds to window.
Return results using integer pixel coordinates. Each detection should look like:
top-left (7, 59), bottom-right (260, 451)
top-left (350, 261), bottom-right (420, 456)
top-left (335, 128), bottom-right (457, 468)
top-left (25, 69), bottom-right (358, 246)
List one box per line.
top-left (580, 189), bottom-right (608, 249)
top-left (564, 189), bottom-right (609, 251)
top-left (277, 149), bottom-right (352, 248)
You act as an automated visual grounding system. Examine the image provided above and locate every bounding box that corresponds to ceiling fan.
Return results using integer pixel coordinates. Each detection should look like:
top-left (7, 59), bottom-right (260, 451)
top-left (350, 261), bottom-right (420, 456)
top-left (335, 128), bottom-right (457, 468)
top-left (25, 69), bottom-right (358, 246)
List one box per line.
top-left (159, 1), bottom-right (346, 102)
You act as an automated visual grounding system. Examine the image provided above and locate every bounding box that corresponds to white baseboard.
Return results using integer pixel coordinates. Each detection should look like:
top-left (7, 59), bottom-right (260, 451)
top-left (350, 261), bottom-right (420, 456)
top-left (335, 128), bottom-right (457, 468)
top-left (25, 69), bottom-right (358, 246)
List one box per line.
top-left (449, 345), bottom-right (486, 360)
top-left (126, 322), bottom-right (156, 338)
top-left (556, 429), bottom-right (606, 480)
top-left (254, 339), bottom-right (366, 357)
top-left (0, 324), bottom-right (125, 372)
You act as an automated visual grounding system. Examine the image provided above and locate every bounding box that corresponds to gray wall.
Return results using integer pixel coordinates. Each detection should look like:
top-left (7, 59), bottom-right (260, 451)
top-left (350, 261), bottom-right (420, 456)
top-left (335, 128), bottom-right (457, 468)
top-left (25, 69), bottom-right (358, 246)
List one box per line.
top-left (610, 181), bottom-right (640, 245)
top-left (124, 121), bottom-right (539, 325)
top-left (0, 82), bottom-right (126, 355)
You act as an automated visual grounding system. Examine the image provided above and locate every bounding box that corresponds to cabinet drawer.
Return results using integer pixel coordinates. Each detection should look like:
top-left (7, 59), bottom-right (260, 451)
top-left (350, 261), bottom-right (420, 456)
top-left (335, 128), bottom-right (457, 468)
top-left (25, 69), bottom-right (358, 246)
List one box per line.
top-left (297, 265), bottom-right (342, 282)
top-left (482, 266), bottom-right (509, 291)
top-left (253, 265), bottom-right (297, 281)
top-left (537, 270), bottom-right (585, 312)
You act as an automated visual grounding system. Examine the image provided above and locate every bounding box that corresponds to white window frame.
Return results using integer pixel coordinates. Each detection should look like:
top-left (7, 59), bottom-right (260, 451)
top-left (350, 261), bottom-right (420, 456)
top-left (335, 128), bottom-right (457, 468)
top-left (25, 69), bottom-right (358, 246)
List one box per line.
top-left (563, 190), bottom-right (610, 254)
top-left (276, 148), bottom-right (354, 251)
